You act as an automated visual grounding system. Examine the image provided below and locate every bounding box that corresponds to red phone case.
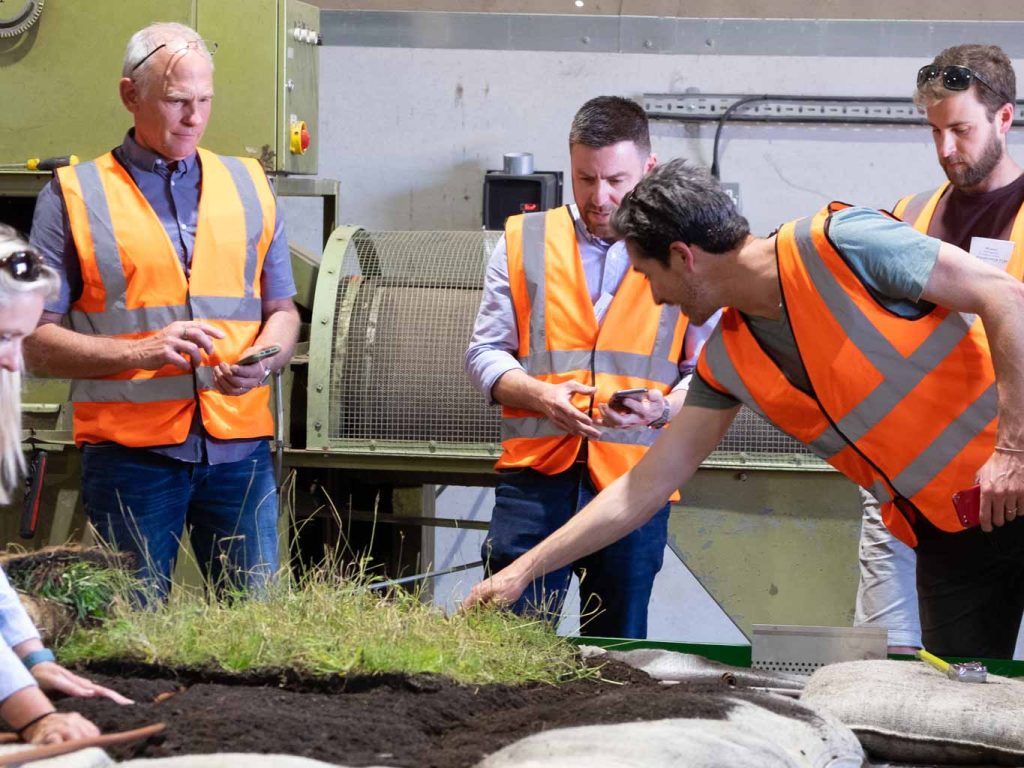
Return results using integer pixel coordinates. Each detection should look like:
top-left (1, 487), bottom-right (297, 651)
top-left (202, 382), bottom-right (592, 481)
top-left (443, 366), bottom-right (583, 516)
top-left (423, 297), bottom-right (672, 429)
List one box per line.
top-left (951, 484), bottom-right (980, 528)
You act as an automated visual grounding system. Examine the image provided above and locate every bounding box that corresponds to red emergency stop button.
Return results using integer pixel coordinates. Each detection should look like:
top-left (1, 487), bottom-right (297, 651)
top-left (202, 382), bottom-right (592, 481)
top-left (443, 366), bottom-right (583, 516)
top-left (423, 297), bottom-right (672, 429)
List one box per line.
top-left (290, 120), bottom-right (311, 154)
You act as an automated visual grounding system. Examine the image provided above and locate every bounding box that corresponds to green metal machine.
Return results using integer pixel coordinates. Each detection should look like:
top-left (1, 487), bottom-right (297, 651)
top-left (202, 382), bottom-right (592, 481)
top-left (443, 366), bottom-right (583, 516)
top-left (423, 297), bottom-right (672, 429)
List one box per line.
top-left (0, 0), bottom-right (320, 175)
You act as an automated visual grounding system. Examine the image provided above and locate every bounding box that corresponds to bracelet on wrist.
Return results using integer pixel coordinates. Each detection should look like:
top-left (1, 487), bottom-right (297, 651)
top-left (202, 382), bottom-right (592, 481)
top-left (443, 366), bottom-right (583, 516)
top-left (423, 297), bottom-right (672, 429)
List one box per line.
top-left (17, 710), bottom-right (56, 738)
top-left (995, 445), bottom-right (1024, 454)
top-left (21, 649), bottom-right (55, 670)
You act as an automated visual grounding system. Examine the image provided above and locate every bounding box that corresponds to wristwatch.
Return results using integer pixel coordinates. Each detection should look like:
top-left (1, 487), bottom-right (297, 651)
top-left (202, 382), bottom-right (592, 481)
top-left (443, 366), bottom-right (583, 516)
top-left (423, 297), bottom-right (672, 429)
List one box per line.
top-left (648, 402), bottom-right (671, 429)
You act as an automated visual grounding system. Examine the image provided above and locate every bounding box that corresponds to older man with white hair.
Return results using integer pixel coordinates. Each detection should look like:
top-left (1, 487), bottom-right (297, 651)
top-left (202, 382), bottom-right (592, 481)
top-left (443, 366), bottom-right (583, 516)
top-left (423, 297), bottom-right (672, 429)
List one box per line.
top-left (27, 22), bottom-right (299, 600)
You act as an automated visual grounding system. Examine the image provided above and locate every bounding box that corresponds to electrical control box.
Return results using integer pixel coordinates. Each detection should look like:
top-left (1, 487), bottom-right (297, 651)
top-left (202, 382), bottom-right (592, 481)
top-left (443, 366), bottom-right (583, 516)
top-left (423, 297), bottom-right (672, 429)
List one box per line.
top-left (0, 0), bottom-right (319, 175)
top-left (482, 171), bottom-right (563, 230)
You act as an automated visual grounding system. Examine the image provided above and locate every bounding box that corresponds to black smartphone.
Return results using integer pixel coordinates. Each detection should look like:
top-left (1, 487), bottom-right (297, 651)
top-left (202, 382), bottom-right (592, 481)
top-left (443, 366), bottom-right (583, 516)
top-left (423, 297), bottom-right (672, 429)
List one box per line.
top-left (237, 345), bottom-right (281, 366)
top-left (608, 387), bottom-right (648, 414)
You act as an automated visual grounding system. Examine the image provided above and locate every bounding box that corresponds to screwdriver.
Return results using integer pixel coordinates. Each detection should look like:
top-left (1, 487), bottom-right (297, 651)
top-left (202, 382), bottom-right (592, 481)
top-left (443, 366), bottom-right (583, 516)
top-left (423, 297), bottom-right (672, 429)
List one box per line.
top-left (0, 155), bottom-right (80, 171)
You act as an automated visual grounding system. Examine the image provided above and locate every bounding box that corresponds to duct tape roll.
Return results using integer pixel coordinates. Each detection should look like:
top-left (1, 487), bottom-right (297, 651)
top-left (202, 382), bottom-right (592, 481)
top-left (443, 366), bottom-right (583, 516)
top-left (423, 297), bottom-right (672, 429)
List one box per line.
top-left (502, 152), bottom-right (534, 175)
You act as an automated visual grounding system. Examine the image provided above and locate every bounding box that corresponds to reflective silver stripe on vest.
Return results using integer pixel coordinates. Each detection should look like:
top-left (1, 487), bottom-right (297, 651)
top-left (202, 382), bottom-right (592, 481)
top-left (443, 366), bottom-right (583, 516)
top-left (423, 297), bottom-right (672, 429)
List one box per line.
top-left (898, 190), bottom-right (932, 227)
top-left (792, 217), bottom-right (972, 445)
top-left (594, 350), bottom-right (679, 386)
top-left (71, 374), bottom-right (194, 403)
top-left (521, 211), bottom-right (549, 366)
top-left (69, 304), bottom-right (190, 336)
top-left (500, 417), bottom-right (657, 447)
top-left (702, 323), bottom-right (848, 460)
top-left (520, 349), bottom-right (679, 385)
top-left (501, 416), bottom-right (567, 441)
top-left (74, 162), bottom-right (128, 313)
top-left (866, 480), bottom-right (894, 505)
top-left (653, 304), bottom-right (682, 359)
top-left (594, 426), bottom-right (658, 447)
top-left (191, 296), bottom-right (263, 322)
top-left (220, 156), bottom-right (264, 298)
top-left (195, 366), bottom-right (216, 391)
top-left (891, 382), bottom-right (997, 499)
top-left (519, 349), bottom-right (593, 377)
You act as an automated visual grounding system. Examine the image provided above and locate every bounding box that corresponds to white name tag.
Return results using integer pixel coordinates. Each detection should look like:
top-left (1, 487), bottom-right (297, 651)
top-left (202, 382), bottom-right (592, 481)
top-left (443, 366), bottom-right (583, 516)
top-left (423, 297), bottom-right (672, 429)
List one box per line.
top-left (969, 236), bottom-right (1014, 271)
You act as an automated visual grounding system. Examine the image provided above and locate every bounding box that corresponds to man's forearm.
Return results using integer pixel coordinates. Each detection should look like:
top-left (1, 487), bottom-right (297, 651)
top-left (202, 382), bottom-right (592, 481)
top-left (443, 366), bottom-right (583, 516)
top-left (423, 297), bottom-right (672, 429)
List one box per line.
top-left (979, 287), bottom-right (1024, 447)
top-left (504, 404), bottom-right (738, 587)
top-left (24, 323), bottom-right (139, 378)
top-left (491, 367), bottom-right (547, 411)
top-left (254, 301), bottom-right (300, 373)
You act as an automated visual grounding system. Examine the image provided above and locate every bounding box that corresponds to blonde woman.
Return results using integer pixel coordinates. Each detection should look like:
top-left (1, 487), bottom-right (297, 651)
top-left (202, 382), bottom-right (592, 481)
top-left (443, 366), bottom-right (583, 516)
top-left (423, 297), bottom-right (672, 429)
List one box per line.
top-left (0, 225), bottom-right (129, 743)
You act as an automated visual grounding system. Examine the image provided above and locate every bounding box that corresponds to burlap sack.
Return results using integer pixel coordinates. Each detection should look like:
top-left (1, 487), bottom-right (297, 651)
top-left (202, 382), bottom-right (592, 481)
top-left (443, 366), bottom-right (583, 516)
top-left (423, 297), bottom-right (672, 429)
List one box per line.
top-left (479, 695), bottom-right (864, 768)
top-left (802, 659), bottom-right (1024, 765)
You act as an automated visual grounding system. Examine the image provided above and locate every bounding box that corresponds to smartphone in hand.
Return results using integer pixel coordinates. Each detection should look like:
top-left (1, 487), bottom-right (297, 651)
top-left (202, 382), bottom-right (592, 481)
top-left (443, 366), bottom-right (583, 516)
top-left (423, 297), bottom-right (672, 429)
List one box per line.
top-left (237, 345), bottom-right (281, 366)
top-left (608, 387), bottom-right (648, 414)
top-left (952, 484), bottom-right (980, 528)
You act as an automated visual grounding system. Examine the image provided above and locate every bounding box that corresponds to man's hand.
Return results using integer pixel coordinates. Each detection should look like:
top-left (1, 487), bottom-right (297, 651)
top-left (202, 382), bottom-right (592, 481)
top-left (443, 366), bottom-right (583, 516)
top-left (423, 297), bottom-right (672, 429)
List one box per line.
top-left (463, 567), bottom-right (528, 612)
top-left (131, 321), bottom-right (224, 371)
top-left (31, 662), bottom-right (134, 705)
top-left (537, 381), bottom-right (600, 438)
top-left (976, 449), bottom-right (1024, 531)
top-left (22, 712), bottom-right (99, 745)
top-left (211, 346), bottom-right (272, 396)
top-left (597, 388), bottom-right (665, 428)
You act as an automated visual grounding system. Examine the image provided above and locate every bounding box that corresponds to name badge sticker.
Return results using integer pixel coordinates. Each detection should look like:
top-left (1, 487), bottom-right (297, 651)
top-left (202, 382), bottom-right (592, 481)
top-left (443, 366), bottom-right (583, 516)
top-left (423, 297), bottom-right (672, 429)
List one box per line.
top-left (969, 236), bottom-right (1014, 271)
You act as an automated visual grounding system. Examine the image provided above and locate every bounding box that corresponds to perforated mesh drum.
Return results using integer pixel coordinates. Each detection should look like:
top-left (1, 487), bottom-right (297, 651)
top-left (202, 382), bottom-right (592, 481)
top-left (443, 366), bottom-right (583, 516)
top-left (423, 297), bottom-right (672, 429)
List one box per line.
top-left (306, 227), bottom-right (826, 470)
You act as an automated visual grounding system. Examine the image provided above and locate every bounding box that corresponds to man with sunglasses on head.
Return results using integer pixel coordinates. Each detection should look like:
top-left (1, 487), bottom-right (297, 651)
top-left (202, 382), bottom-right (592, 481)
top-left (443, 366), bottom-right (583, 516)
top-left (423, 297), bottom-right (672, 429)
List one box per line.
top-left (26, 22), bottom-right (299, 601)
top-left (855, 44), bottom-right (1024, 659)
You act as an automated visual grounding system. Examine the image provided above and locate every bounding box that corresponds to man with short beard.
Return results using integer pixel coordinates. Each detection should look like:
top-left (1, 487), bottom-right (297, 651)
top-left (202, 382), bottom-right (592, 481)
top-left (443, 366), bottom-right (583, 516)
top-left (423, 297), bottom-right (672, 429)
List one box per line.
top-left (465, 97), bottom-right (715, 639)
top-left (855, 44), bottom-right (1024, 659)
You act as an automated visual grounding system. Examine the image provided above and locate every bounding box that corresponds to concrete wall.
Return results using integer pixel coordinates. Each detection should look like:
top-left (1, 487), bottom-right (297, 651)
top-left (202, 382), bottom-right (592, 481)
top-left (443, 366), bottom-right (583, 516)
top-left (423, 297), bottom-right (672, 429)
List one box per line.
top-left (304, 45), bottom-right (1017, 240)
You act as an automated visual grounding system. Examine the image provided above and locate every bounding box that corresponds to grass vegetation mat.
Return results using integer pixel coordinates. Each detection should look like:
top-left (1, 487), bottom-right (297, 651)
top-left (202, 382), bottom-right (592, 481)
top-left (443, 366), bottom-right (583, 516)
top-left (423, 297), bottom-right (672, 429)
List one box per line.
top-left (56, 568), bottom-right (587, 686)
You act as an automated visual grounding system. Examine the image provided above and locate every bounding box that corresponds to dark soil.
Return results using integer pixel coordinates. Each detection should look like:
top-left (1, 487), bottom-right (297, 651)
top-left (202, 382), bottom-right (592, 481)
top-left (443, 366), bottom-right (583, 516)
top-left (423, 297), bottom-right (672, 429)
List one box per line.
top-left (56, 660), bottom-right (812, 767)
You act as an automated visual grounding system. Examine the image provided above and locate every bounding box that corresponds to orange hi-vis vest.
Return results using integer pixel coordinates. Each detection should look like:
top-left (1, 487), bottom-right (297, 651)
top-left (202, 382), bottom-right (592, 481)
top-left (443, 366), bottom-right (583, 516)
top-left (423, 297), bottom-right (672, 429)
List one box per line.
top-left (696, 203), bottom-right (997, 547)
top-left (496, 205), bottom-right (689, 492)
top-left (894, 182), bottom-right (1024, 279)
top-left (57, 148), bottom-right (276, 447)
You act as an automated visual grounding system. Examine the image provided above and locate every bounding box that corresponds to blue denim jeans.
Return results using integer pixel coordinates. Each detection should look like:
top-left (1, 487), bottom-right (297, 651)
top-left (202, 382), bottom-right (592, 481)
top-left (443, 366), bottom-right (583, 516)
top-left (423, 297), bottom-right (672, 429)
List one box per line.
top-left (81, 442), bottom-right (279, 601)
top-left (482, 464), bottom-right (669, 639)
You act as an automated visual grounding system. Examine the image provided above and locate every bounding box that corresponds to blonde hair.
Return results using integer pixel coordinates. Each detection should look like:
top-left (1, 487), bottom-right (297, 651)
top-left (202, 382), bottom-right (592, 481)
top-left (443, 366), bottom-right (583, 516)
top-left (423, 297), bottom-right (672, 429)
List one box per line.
top-left (0, 225), bottom-right (59, 505)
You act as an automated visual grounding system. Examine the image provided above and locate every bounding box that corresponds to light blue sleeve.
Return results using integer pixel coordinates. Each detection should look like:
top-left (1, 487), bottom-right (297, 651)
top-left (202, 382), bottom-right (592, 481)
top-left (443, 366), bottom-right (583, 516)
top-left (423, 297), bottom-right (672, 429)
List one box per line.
top-left (464, 234), bottom-right (525, 404)
top-left (259, 197), bottom-right (297, 301)
top-left (0, 569), bottom-right (40, 649)
top-left (0, 568), bottom-right (41, 704)
top-left (827, 207), bottom-right (941, 312)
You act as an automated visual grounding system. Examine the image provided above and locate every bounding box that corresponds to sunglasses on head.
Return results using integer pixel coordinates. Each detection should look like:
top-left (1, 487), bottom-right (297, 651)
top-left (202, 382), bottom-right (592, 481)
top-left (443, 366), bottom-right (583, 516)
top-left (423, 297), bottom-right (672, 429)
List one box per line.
top-left (130, 39), bottom-right (218, 75)
top-left (0, 250), bottom-right (44, 282)
top-left (916, 64), bottom-right (1012, 105)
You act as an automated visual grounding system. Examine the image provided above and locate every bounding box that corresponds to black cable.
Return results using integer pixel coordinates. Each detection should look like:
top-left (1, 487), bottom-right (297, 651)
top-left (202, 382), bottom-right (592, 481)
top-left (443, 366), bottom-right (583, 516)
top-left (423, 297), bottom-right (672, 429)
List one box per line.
top-left (710, 94), bottom-right (770, 180)
top-left (704, 94), bottom-right (950, 181)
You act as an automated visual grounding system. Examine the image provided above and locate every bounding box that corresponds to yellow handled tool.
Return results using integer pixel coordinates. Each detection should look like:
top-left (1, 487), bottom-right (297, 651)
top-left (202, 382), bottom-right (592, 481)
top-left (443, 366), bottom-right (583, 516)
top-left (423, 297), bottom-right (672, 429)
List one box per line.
top-left (0, 155), bottom-right (79, 171)
top-left (916, 648), bottom-right (987, 683)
